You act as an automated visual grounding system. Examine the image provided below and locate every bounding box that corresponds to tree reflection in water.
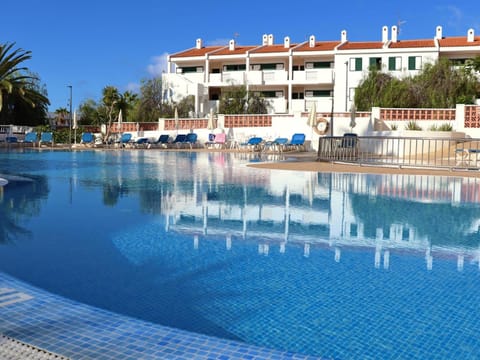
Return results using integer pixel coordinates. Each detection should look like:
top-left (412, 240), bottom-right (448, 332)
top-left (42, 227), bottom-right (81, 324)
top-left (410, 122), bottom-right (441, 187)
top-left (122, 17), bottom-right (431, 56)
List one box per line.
top-left (0, 175), bottom-right (49, 244)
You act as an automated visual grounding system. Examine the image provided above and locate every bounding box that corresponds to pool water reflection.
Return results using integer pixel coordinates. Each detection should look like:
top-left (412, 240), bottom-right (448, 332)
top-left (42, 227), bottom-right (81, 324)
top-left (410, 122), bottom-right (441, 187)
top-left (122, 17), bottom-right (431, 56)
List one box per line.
top-left (0, 149), bottom-right (479, 359)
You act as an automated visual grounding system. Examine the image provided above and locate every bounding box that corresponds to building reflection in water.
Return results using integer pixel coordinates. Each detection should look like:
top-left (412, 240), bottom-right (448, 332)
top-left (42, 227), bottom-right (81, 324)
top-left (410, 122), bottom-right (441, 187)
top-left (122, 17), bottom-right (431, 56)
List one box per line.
top-left (152, 153), bottom-right (480, 272)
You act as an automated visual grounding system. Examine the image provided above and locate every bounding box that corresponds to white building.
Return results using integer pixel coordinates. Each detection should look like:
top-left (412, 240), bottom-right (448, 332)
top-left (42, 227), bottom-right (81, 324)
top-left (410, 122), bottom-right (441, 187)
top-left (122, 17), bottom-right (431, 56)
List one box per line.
top-left (162, 25), bottom-right (480, 117)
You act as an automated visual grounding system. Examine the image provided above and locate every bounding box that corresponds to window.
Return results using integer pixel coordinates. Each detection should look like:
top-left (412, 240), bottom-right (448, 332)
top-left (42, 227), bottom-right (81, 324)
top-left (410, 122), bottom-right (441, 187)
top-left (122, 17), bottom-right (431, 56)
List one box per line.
top-left (292, 65), bottom-right (305, 71)
top-left (292, 92), bottom-right (304, 99)
top-left (349, 58), bottom-right (362, 71)
top-left (305, 61), bottom-right (332, 69)
top-left (224, 64), bottom-right (246, 71)
top-left (181, 66), bottom-right (203, 73)
top-left (388, 56), bottom-right (402, 71)
top-left (350, 223), bottom-right (358, 237)
top-left (369, 57), bottom-right (382, 70)
top-left (408, 56), bottom-right (422, 70)
top-left (258, 90), bottom-right (282, 98)
top-left (450, 58), bottom-right (469, 66)
top-left (305, 90), bottom-right (331, 97)
top-left (250, 63), bottom-right (284, 70)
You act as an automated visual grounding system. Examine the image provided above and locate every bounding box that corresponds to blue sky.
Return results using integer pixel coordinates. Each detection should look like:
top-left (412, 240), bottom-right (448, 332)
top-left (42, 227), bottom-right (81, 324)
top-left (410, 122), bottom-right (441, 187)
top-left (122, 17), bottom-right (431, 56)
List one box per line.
top-left (1, 1), bottom-right (479, 112)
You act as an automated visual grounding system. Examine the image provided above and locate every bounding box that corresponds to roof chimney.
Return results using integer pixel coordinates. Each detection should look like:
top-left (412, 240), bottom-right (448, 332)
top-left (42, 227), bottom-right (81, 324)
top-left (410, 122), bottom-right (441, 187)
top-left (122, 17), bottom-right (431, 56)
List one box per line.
top-left (268, 34), bottom-right (274, 45)
top-left (309, 35), bottom-right (315, 48)
top-left (391, 25), bottom-right (398, 43)
top-left (382, 26), bottom-right (388, 43)
top-left (467, 28), bottom-right (475, 42)
top-left (435, 26), bottom-right (443, 40)
top-left (341, 30), bottom-right (347, 42)
top-left (229, 39), bottom-right (235, 51)
top-left (196, 38), bottom-right (203, 49)
top-left (284, 36), bottom-right (290, 48)
top-left (262, 34), bottom-right (268, 45)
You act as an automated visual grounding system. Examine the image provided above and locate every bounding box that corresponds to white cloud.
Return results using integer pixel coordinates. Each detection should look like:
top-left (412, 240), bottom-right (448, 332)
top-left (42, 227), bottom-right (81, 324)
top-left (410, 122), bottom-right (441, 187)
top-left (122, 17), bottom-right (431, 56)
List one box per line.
top-left (445, 5), bottom-right (463, 27)
top-left (147, 53), bottom-right (169, 77)
top-left (126, 82), bottom-right (140, 93)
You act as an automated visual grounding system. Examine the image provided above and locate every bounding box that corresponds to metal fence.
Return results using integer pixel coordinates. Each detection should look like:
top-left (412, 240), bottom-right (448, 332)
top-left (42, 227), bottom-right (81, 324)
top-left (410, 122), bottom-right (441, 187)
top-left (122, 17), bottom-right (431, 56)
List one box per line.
top-left (317, 135), bottom-right (480, 171)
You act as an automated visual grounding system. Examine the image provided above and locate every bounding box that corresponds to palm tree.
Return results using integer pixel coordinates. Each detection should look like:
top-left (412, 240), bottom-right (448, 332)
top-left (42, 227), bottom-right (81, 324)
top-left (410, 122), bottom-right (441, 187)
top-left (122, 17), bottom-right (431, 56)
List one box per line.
top-left (0, 42), bottom-right (49, 115)
top-left (102, 86), bottom-right (120, 141)
top-left (54, 107), bottom-right (69, 126)
top-left (117, 90), bottom-right (138, 122)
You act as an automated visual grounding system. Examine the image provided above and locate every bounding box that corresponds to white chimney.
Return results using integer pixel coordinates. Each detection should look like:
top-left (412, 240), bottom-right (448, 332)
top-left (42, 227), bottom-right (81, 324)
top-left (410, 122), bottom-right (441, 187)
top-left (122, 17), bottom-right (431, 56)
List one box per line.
top-left (262, 34), bottom-right (268, 45)
top-left (435, 26), bottom-right (443, 40)
top-left (382, 26), bottom-right (388, 43)
top-left (341, 30), bottom-right (347, 42)
top-left (467, 28), bottom-right (475, 42)
top-left (229, 39), bottom-right (235, 51)
top-left (391, 25), bottom-right (398, 43)
top-left (309, 35), bottom-right (315, 48)
top-left (268, 34), bottom-right (274, 45)
top-left (284, 36), bottom-right (290, 48)
top-left (196, 38), bottom-right (203, 49)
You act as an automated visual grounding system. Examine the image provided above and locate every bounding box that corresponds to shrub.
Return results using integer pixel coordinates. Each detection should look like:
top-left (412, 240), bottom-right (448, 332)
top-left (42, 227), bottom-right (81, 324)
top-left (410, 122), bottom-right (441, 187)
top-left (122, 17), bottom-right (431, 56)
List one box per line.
top-left (437, 123), bottom-right (453, 131)
top-left (405, 121), bottom-right (422, 130)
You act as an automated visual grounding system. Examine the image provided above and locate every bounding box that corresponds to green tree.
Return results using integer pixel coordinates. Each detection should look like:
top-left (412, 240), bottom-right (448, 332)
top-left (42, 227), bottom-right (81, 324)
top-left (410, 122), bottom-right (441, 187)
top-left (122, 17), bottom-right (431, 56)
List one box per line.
top-left (116, 90), bottom-right (138, 122)
top-left (219, 85), bottom-right (247, 114)
top-left (102, 86), bottom-right (120, 140)
top-left (54, 107), bottom-right (69, 126)
top-left (78, 99), bottom-right (100, 126)
top-left (355, 58), bottom-right (479, 110)
top-left (176, 95), bottom-right (194, 117)
top-left (219, 85), bottom-right (269, 114)
top-left (136, 77), bottom-right (166, 121)
top-left (247, 91), bottom-right (269, 114)
top-left (0, 43), bottom-right (49, 124)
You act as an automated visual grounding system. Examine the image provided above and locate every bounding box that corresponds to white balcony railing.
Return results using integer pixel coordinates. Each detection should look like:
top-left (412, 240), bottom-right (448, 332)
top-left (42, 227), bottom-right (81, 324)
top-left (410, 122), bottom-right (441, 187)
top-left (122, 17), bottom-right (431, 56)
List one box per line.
top-left (293, 69), bottom-right (334, 84)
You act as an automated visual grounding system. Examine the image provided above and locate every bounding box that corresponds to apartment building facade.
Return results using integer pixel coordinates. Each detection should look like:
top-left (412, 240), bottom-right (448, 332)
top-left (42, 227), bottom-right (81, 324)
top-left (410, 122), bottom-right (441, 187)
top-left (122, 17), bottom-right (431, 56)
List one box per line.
top-left (162, 25), bottom-right (480, 117)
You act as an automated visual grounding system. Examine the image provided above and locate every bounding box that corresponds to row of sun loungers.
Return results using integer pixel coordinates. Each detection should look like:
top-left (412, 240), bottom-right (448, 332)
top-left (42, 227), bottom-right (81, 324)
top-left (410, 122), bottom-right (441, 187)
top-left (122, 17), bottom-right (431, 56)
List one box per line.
top-left (4, 131), bottom-right (306, 153)
top-left (2, 131), bottom-right (55, 147)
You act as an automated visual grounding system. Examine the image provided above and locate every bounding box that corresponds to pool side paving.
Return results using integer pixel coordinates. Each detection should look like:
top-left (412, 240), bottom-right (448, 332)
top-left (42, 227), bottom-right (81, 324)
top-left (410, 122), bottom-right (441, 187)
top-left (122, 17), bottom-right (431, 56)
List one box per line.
top-left (0, 272), bottom-right (320, 360)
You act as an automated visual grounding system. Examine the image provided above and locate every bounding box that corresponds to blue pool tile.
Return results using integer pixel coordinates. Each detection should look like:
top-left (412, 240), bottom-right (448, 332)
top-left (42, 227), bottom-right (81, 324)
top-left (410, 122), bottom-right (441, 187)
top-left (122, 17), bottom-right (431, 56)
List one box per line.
top-left (0, 271), bottom-right (319, 359)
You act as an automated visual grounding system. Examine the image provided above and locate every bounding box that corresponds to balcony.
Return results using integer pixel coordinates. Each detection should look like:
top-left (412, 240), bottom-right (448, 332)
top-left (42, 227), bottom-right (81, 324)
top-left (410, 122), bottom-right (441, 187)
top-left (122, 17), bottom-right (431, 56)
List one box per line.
top-left (292, 69), bottom-right (334, 84)
top-left (247, 70), bottom-right (288, 85)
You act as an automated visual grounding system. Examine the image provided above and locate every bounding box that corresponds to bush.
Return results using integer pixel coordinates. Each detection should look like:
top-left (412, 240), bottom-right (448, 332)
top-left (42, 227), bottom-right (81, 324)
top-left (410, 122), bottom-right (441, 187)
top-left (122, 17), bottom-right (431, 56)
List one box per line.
top-left (405, 121), bottom-right (422, 130)
top-left (437, 123), bottom-right (453, 131)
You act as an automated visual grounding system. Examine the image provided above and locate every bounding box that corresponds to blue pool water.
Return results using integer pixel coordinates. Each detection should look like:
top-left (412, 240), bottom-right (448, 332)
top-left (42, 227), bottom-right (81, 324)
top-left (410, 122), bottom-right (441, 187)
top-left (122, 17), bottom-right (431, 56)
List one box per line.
top-left (1, 149), bottom-right (480, 359)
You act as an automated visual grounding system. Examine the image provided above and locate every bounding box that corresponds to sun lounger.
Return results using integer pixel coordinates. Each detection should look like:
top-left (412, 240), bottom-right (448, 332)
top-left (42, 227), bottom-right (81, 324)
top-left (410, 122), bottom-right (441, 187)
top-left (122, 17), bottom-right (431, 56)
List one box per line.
top-left (335, 133), bottom-right (359, 160)
top-left (39, 132), bottom-right (54, 147)
top-left (455, 147), bottom-right (480, 167)
top-left (23, 132), bottom-right (38, 147)
top-left (115, 133), bottom-right (132, 148)
top-left (205, 132), bottom-right (226, 149)
top-left (133, 137), bottom-right (149, 148)
top-left (240, 137), bottom-right (263, 152)
top-left (184, 133), bottom-right (198, 149)
top-left (285, 133), bottom-right (305, 151)
top-left (263, 137), bottom-right (288, 153)
top-left (170, 134), bottom-right (187, 148)
top-left (80, 132), bottom-right (94, 146)
top-left (148, 134), bottom-right (170, 148)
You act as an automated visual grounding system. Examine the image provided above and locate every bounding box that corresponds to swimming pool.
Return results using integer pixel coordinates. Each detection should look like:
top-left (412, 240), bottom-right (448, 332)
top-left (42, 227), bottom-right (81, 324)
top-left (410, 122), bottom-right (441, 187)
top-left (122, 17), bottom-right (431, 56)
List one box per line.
top-left (1, 149), bottom-right (479, 359)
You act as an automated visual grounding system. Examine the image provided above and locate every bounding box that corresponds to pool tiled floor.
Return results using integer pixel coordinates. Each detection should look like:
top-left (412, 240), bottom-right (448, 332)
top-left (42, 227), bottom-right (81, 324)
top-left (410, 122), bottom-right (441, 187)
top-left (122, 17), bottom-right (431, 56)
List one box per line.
top-left (0, 272), bottom-right (320, 359)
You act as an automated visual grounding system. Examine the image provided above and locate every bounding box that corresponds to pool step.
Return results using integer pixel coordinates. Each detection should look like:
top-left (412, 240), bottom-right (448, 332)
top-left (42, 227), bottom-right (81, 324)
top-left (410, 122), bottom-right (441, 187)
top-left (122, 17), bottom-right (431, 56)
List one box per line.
top-left (0, 288), bottom-right (33, 307)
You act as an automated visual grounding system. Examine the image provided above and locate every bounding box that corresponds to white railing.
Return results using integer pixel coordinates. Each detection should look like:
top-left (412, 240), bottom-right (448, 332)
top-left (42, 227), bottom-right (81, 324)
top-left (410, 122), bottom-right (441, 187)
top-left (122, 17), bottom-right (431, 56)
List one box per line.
top-left (318, 135), bottom-right (480, 170)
